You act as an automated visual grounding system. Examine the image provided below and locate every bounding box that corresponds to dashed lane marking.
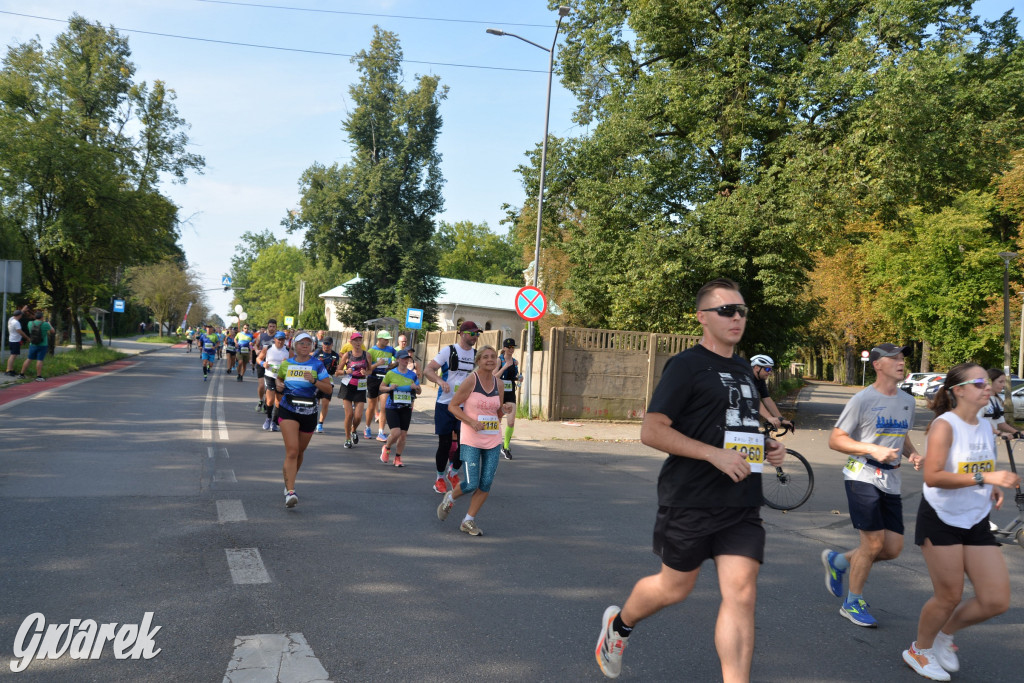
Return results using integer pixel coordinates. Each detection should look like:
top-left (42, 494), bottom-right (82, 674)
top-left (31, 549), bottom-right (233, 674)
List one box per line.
top-left (216, 500), bottom-right (247, 523)
top-left (223, 633), bottom-right (331, 682)
top-left (225, 548), bottom-right (271, 584)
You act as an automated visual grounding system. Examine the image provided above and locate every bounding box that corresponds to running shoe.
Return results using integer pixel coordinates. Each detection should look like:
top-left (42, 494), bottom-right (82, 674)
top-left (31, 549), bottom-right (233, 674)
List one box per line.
top-left (352, 432), bottom-right (359, 445)
top-left (203, 375), bottom-right (208, 382)
top-left (380, 446), bottom-right (389, 464)
top-left (446, 470), bottom-right (461, 492)
top-left (262, 418), bottom-right (272, 431)
top-left (15, 374), bottom-right (26, 380)
top-left (437, 491), bottom-right (454, 520)
top-left (255, 402), bottom-right (262, 412)
top-left (459, 519), bottom-right (482, 536)
top-left (271, 422), bottom-right (280, 432)
top-left (501, 446), bottom-right (512, 460)
top-left (595, 605), bottom-right (628, 679)
top-left (376, 432), bottom-right (387, 442)
top-left (316, 423), bottom-right (323, 434)
top-left (433, 478), bottom-right (447, 495)
top-left (902, 643), bottom-right (951, 681)
top-left (344, 440), bottom-right (352, 449)
top-left (821, 549), bottom-right (846, 597)
top-left (840, 598), bottom-right (877, 627)
top-left (285, 490), bottom-right (298, 508)
top-left (33, 376), bottom-right (45, 382)
top-left (394, 455), bottom-right (403, 467)
top-left (363, 427), bottom-right (372, 439)
top-left (932, 633), bottom-right (959, 672)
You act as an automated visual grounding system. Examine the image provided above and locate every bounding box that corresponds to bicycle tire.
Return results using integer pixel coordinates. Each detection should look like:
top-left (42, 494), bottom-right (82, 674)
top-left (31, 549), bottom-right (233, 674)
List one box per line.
top-left (762, 448), bottom-right (814, 511)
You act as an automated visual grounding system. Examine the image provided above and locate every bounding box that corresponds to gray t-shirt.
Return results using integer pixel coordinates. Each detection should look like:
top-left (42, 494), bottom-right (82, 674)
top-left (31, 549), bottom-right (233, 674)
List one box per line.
top-left (834, 385), bottom-right (916, 494)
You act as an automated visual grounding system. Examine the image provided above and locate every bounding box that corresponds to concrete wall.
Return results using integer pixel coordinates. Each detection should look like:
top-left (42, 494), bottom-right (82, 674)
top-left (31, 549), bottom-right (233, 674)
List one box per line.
top-left (321, 297), bottom-right (524, 339)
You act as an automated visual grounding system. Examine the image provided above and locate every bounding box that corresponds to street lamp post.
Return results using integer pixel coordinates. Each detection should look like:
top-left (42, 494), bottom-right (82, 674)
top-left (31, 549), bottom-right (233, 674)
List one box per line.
top-left (998, 252), bottom-right (1017, 410)
top-left (1018, 291), bottom-right (1024, 378)
top-left (487, 6), bottom-right (570, 419)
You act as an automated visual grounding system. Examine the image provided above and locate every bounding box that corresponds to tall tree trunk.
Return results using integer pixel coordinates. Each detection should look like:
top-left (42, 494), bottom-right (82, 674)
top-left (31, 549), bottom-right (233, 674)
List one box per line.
top-left (84, 313), bottom-right (103, 346)
top-left (920, 340), bottom-right (931, 373)
top-left (70, 303), bottom-right (83, 350)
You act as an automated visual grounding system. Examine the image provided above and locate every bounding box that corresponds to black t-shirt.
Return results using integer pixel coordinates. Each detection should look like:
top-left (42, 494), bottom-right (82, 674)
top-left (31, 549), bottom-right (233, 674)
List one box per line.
top-left (648, 344), bottom-right (764, 508)
top-left (314, 349), bottom-right (340, 376)
top-left (753, 375), bottom-right (770, 400)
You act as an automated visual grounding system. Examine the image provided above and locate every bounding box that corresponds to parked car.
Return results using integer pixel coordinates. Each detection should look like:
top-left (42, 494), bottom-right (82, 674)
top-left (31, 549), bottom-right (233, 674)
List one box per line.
top-left (1013, 386), bottom-right (1024, 420)
top-left (901, 372), bottom-right (934, 395)
top-left (910, 373), bottom-right (943, 396)
top-left (930, 378), bottom-right (1024, 409)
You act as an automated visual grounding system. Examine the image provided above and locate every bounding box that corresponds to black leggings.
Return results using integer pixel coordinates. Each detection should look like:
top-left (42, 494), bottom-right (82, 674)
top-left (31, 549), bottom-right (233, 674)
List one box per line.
top-left (436, 433), bottom-right (462, 473)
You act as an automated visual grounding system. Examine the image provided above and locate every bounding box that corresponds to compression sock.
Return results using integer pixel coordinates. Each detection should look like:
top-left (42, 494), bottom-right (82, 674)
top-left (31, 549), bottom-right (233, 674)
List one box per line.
top-left (846, 591), bottom-right (864, 605)
top-left (271, 406), bottom-right (279, 420)
top-left (503, 425), bottom-right (514, 449)
top-left (203, 366), bottom-right (208, 377)
top-left (612, 614), bottom-right (633, 637)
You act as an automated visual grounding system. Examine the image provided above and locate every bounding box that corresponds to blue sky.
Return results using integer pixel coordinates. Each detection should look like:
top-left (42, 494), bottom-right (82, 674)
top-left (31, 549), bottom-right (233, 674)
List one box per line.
top-left (1, 1), bottom-right (1019, 319)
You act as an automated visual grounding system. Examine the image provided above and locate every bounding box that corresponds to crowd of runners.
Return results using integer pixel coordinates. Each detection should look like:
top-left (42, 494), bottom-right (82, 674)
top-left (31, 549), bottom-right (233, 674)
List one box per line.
top-left (178, 278), bottom-right (1020, 681)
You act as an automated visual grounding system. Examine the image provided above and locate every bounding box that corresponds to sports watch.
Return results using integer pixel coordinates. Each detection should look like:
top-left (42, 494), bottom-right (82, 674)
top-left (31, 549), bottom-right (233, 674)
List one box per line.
top-left (973, 472), bottom-right (985, 487)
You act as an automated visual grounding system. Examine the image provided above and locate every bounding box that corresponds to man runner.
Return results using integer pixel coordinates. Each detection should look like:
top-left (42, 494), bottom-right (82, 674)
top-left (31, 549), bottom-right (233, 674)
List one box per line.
top-left (197, 324), bottom-right (217, 381)
top-left (423, 321), bottom-right (480, 495)
top-left (313, 337), bottom-right (340, 433)
top-left (254, 320), bottom-right (278, 412)
top-left (235, 324), bottom-right (253, 381)
top-left (748, 354), bottom-right (794, 431)
top-left (822, 343), bottom-right (923, 628)
top-left (595, 278), bottom-right (785, 681)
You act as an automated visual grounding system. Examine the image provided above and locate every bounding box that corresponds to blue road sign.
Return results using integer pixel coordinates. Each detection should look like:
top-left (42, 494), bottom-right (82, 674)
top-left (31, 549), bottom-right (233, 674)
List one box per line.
top-left (406, 308), bottom-right (424, 329)
top-left (221, 275), bottom-right (232, 287)
top-left (113, 299), bottom-right (125, 313)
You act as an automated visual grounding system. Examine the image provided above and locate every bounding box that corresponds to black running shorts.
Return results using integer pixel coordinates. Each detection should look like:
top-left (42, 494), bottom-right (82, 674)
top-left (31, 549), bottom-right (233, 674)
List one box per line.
top-left (914, 497), bottom-right (998, 547)
top-left (277, 405), bottom-right (317, 433)
top-left (653, 506), bottom-right (765, 573)
top-left (386, 407), bottom-right (413, 431)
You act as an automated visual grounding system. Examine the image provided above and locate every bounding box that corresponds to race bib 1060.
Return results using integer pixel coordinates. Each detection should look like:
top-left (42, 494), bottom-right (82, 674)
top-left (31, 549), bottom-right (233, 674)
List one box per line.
top-left (724, 430), bottom-right (765, 473)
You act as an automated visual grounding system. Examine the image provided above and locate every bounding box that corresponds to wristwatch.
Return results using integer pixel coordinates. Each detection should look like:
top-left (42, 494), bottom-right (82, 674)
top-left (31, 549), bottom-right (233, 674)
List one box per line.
top-left (973, 472), bottom-right (985, 487)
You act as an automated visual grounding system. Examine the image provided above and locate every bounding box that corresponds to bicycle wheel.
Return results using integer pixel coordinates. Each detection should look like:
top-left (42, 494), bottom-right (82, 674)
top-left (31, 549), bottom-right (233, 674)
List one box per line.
top-left (762, 448), bottom-right (814, 511)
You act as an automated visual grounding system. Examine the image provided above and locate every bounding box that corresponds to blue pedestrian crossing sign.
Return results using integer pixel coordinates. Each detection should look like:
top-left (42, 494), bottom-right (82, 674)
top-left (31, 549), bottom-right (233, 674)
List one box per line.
top-left (113, 299), bottom-right (125, 313)
top-left (406, 308), bottom-right (424, 329)
top-left (221, 275), bottom-right (232, 287)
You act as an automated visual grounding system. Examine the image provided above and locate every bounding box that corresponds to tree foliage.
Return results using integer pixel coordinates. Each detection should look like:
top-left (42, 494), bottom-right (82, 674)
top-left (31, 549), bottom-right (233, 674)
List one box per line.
top-left (0, 15), bottom-right (203, 348)
top-left (435, 221), bottom-right (521, 286)
top-left (507, 1), bottom-right (1024, 362)
top-left (288, 27), bottom-right (445, 327)
top-left (126, 260), bottom-right (206, 337)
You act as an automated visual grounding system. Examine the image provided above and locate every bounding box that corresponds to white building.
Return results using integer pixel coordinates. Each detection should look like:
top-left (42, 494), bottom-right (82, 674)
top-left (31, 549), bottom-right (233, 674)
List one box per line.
top-left (319, 277), bottom-right (526, 338)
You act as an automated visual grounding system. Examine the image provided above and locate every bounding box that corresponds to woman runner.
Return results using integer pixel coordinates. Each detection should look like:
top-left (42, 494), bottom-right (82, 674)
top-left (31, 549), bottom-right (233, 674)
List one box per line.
top-left (258, 331), bottom-right (290, 432)
top-left (274, 332), bottom-right (332, 508)
top-left (493, 338), bottom-right (522, 460)
top-left (339, 332), bottom-right (370, 449)
top-left (378, 349), bottom-right (421, 467)
top-left (436, 346), bottom-right (514, 536)
top-left (902, 363), bottom-right (1021, 681)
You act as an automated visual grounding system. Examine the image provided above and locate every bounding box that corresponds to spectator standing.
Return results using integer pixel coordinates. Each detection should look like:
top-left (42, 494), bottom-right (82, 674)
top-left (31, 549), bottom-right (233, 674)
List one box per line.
top-left (5, 309), bottom-right (30, 377)
top-left (20, 311), bottom-right (53, 382)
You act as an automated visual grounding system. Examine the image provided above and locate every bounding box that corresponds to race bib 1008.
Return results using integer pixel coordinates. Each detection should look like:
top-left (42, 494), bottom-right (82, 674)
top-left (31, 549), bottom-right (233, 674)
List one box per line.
top-left (478, 415), bottom-right (500, 435)
top-left (724, 430), bottom-right (765, 473)
top-left (285, 367), bottom-right (308, 380)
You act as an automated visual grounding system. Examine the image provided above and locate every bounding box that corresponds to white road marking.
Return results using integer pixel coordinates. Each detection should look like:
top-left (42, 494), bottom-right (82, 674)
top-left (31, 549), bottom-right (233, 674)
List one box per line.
top-left (214, 470), bottom-right (237, 483)
top-left (225, 548), bottom-right (271, 584)
top-left (201, 373), bottom-right (215, 441)
top-left (217, 500), bottom-right (247, 523)
top-left (216, 374), bottom-right (229, 440)
top-left (223, 633), bottom-right (331, 682)
top-left (208, 446), bottom-right (215, 459)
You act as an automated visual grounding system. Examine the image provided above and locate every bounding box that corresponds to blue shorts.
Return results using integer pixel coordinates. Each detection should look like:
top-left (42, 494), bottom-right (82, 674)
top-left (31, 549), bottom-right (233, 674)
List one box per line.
top-left (459, 444), bottom-right (500, 493)
top-left (8, 341), bottom-right (20, 355)
top-left (433, 402), bottom-right (462, 436)
top-left (27, 344), bottom-right (48, 361)
top-left (844, 480), bottom-right (904, 534)
top-left (201, 351), bottom-right (216, 362)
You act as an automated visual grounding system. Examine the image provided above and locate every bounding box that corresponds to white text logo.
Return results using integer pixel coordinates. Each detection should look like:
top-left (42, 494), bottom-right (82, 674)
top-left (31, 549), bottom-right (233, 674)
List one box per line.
top-left (10, 612), bottom-right (161, 673)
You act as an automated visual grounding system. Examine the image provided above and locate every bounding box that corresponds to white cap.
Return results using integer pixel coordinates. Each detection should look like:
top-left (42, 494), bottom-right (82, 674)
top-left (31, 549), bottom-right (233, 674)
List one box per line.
top-left (293, 332), bottom-right (313, 344)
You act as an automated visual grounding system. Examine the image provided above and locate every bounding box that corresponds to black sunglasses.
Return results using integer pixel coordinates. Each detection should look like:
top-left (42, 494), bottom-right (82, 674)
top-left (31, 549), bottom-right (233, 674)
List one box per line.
top-left (700, 304), bottom-right (749, 318)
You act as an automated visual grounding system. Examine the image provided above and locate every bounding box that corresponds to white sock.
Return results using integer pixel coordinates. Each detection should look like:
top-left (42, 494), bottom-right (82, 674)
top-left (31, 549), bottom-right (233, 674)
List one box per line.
top-left (463, 514), bottom-right (474, 523)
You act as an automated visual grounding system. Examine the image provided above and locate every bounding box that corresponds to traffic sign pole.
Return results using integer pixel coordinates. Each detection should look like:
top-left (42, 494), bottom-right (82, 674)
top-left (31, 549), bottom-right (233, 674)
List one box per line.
top-left (861, 350), bottom-right (870, 386)
top-left (514, 287), bottom-right (548, 418)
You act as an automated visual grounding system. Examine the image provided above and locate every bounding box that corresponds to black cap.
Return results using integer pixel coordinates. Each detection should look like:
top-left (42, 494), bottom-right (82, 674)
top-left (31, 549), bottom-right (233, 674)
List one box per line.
top-left (323, 337), bottom-right (333, 345)
top-left (869, 343), bottom-right (911, 362)
top-left (502, 338), bottom-right (517, 348)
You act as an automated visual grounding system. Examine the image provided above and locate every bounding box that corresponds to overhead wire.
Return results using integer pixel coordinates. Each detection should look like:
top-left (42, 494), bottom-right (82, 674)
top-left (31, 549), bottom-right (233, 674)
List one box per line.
top-left (195, 0), bottom-right (553, 28)
top-left (0, 10), bottom-right (549, 74)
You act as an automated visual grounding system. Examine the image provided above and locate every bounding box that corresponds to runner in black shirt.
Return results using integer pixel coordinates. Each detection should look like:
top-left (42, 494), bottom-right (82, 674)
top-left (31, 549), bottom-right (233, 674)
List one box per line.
top-left (313, 337), bottom-right (340, 433)
top-left (595, 278), bottom-right (785, 681)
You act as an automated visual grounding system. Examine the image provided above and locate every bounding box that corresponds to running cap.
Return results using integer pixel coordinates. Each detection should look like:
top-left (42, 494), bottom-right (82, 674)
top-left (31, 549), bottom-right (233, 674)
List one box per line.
top-left (274, 331), bottom-right (287, 339)
top-left (869, 343), bottom-right (911, 362)
top-left (350, 332), bottom-right (363, 340)
top-left (396, 349), bottom-right (411, 359)
top-left (459, 320), bottom-right (482, 333)
top-left (293, 332), bottom-right (312, 344)
top-left (749, 354), bottom-right (774, 367)
top-left (502, 338), bottom-right (517, 348)
top-left (376, 330), bottom-right (392, 340)
top-left (323, 337), bottom-right (334, 345)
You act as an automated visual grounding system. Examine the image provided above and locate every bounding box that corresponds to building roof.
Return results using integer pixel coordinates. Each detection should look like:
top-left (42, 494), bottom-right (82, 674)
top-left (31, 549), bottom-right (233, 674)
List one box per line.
top-left (320, 277), bottom-right (521, 311)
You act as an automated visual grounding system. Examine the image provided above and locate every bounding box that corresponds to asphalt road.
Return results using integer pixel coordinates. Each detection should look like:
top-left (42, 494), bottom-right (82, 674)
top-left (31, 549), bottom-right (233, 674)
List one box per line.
top-left (0, 348), bottom-right (1021, 681)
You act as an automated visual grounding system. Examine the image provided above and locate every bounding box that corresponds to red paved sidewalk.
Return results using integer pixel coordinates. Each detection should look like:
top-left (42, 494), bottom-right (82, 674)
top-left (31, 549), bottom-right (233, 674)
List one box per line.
top-left (0, 358), bottom-right (138, 408)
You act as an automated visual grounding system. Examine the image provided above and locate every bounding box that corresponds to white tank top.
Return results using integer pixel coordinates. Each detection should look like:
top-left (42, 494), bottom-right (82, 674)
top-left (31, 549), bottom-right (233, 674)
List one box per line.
top-left (264, 345), bottom-right (291, 378)
top-left (923, 412), bottom-right (995, 529)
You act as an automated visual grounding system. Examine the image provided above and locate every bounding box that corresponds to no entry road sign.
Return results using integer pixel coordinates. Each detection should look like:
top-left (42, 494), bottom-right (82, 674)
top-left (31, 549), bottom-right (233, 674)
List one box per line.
top-left (515, 286), bottom-right (547, 322)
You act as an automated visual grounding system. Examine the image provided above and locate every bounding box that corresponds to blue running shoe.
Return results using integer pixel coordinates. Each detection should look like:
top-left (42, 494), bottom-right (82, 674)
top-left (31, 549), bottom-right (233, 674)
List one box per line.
top-left (821, 549), bottom-right (846, 598)
top-left (363, 427), bottom-right (372, 439)
top-left (840, 598), bottom-right (877, 627)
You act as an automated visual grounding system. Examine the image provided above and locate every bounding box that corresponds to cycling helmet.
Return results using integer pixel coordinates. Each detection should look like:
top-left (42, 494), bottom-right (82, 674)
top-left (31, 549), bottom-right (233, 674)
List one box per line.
top-left (749, 354), bottom-right (774, 368)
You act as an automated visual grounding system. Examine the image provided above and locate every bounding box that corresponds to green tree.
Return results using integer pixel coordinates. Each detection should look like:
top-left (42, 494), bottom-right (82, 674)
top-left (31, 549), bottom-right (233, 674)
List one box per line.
top-left (288, 27), bottom-right (446, 327)
top-left (244, 243), bottom-right (305, 326)
top-left (229, 229), bottom-right (281, 309)
top-left (512, 1), bottom-right (1024, 357)
top-left (0, 15), bottom-right (203, 348)
top-left (435, 220), bottom-right (521, 285)
top-left (126, 260), bottom-right (206, 337)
